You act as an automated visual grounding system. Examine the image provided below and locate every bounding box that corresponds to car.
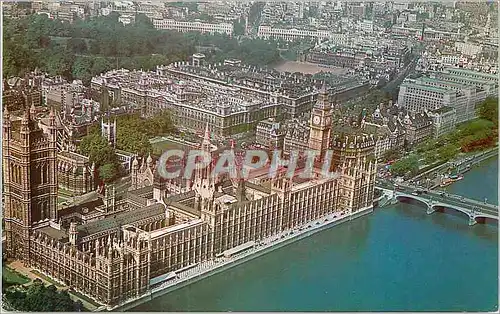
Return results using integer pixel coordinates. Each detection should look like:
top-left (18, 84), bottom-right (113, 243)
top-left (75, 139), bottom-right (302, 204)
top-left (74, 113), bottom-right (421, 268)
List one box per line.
top-left (411, 192), bottom-right (419, 196)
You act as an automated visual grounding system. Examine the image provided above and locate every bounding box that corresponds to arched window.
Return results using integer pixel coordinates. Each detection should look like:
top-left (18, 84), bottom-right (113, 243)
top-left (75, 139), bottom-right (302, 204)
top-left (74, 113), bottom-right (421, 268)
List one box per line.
top-left (40, 164), bottom-right (45, 184)
top-left (11, 164), bottom-right (17, 184)
top-left (33, 164), bottom-right (42, 185)
top-left (40, 202), bottom-right (45, 221)
top-left (43, 164), bottom-right (48, 184)
top-left (16, 166), bottom-right (20, 184)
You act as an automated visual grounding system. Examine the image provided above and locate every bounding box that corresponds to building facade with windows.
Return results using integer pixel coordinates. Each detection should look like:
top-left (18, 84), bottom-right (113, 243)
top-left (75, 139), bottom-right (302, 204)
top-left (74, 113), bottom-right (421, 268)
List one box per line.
top-left (257, 25), bottom-right (331, 41)
top-left (255, 119), bottom-right (284, 149)
top-left (57, 151), bottom-right (96, 196)
top-left (427, 106), bottom-right (457, 138)
top-left (152, 19), bottom-right (233, 36)
top-left (3, 119), bottom-right (376, 308)
top-left (398, 82), bottom-right (456, 114)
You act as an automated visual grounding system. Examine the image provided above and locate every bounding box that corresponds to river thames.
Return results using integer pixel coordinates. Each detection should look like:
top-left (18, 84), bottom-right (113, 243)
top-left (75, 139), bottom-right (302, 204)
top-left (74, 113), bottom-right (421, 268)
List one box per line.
top-left (132, 156), bottom-right (498, 312)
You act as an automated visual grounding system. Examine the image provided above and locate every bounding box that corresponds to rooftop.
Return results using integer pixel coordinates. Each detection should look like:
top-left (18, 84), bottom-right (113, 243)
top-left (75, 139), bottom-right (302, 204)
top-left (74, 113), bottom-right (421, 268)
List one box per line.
top-left (77, 203), bottom-right (165, 237)
top-left (150, 219), bottom-right (204, 239)
top-left (401, 82), bottom-right (453, 94)
top-left (37, 225), bottom-right (68, 242)
top-left (431, 106), bottom-right (455, 114)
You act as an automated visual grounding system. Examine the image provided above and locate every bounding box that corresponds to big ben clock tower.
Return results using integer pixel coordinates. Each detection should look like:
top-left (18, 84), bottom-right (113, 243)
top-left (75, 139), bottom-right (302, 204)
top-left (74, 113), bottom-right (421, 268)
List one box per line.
top-left (309, 82), bottom-right (332, 160)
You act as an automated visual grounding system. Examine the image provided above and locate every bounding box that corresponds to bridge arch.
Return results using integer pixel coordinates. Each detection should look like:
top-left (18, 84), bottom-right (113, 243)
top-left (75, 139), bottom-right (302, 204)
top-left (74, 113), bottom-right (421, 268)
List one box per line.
top-left (430, 203), bottom-right (472, 220)
top-left (471, 213), bottom-right (499, 225)
top-left (395, 194), bottom-right (430, 209)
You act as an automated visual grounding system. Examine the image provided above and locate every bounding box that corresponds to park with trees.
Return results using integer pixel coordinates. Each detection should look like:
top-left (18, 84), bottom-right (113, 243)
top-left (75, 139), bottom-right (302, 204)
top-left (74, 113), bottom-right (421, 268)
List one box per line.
top-left (3, 266), bottom-right (84, 312)
top-left (390, 97), bottom-right (498, 177)
top-left (78, 111), bottom-right (176, 183)
top-left (3, 13), bottom-right (283, 85)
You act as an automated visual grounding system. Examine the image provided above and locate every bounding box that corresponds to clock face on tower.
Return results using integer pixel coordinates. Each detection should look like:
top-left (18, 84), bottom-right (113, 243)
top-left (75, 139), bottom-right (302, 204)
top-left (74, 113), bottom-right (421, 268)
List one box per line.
top-left (313, 116), bottom-right (321, 125)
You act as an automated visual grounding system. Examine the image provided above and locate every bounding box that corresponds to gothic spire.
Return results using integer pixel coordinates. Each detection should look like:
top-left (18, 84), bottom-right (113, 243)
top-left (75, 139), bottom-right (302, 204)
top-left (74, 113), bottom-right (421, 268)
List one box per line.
top-left (4, 105), bottom-right (10, 120)
top-left (147, 152), bottom-right (153, 167)
top-left (49, 105), bottom-right (55, 118)
top-left (30, 103), bottom-right (36, 116)
top-left (21, 107), bottom-right (31, 125)
top-left (203, 122), bottom-right (210, 142)
top-left (320, 80), bottom-right (327, 94)
top-left (201, 122), bottom-right (211, 152)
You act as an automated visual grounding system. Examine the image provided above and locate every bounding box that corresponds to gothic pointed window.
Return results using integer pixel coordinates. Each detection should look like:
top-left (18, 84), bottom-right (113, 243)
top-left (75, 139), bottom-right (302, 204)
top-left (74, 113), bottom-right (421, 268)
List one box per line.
top-left (40, 202), bottom-right (45, 221)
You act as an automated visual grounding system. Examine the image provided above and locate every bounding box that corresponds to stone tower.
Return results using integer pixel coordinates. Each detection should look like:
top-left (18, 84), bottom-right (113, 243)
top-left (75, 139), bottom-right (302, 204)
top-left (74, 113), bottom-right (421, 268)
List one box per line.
top-left (309, 82), bottom-right (332, 161)
top-left (331, 134), bottom-right (376, 214)
top-left (3, 106), bottom-right (58, 261)
top-left (101, 116), bottom-right (117, 148)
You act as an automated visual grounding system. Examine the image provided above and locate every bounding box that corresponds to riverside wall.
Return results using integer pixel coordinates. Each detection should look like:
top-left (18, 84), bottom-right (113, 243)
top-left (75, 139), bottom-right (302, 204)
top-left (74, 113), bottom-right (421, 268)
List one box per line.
top-left (106, 206), bottom-right (374, 312)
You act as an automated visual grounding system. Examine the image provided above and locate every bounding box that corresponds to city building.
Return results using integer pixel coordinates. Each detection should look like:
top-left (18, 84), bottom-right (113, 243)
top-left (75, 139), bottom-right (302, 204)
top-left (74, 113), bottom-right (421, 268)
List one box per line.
top-left (152, 19), bottom-right (233, 36)
top-left (398, 82), bottom-right (456, 113)
top-left (427, 106), bottom-right (457, 138)
top-left (158, 59), bottom-right (368, 119)
top-left (57, 151), bottom-right (96, 196)
top-left (414, 76), bottom-right (478, 122)
top-left (360, 122), bottom-right (395, 161)
top-left (116, 149), bottom-right (135, 175)
top-left (309, 83), bottom-right (333, 161)
top-left (3, 107), bottom-right (58, 261)
top-left (369, 103), bottom-right (406, 151)
top-left (330, 133), bottom-right (376, 212)
top-left (255, 119), bottom-right (284, 149)
top-left (400, 111), bottom-right (433, 146)
top-left (257, 25), bottom-right (331, 41)
top-left (3, 77), bottom-right (43, 113)
top-left (454, 41), bottom-right (483, 57)
top-left (283, 119), bottom-right (311, 154)
top-left (443, 67), bottom-right (498, 84)
top-left (130, 153), bottom-right (155, 190)
top-left (3, 122), bottom-right (376, 308)
top-left (433, 72), bottom-right (498, 97)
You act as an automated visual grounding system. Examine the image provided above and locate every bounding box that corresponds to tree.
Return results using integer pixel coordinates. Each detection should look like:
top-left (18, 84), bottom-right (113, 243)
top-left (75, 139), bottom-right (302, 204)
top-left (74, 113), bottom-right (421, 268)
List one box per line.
top-left (390, 155), bottom-right (419, 177)
top-left (4, 280), bottom-right (83, 312)
top-left (477, 97), bottom-right (498, 126)
top-left (78, 132), bottom-right (117, 168)
top-left (72, 57), bottom-right (93, 85)
top-left (233, 19), bottom-right (245, 36)
top-left (437, 144), bottom-right (459, 161)
top-left (383, 148), bottom-right (402, 162)
top-left (3, 13), bottom-right (284, 84)
top-left (66, 37), bottom-right (87, 54)
top-left (145, 111), bottom-right (176, 136)
top-left (98, 163), bottom-right (119, 183)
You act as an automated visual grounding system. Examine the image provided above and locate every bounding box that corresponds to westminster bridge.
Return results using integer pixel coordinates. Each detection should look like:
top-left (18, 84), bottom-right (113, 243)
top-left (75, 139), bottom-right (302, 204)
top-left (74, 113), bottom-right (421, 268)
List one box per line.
top-left (375, 183), bottom-right (498, 226)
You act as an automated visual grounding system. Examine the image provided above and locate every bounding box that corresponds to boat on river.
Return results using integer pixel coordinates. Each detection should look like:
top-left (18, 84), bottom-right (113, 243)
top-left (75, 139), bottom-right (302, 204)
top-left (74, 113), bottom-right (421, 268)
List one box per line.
top-left (440, 174), bottom-right (464, 187)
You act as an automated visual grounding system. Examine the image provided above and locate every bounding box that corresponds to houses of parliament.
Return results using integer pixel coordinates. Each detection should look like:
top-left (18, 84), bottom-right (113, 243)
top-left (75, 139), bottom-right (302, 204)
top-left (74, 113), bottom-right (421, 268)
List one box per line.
top-left (2, 87), bottom-right (377, 307)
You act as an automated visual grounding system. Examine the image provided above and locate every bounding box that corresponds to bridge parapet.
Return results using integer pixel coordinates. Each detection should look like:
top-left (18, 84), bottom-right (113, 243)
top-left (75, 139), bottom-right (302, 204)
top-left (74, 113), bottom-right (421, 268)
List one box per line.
top-left (394, 193), bottom-right (498, 226)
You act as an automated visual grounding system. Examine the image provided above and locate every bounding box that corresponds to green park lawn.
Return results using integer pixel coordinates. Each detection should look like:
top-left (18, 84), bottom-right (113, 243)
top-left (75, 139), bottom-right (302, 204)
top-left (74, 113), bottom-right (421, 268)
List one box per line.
top-left (3, 266), bottom-right (30, 285)
top-left (152, 139), bottom-right (183, 155)
top-left (30, 270), bottom-right (64, 288)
